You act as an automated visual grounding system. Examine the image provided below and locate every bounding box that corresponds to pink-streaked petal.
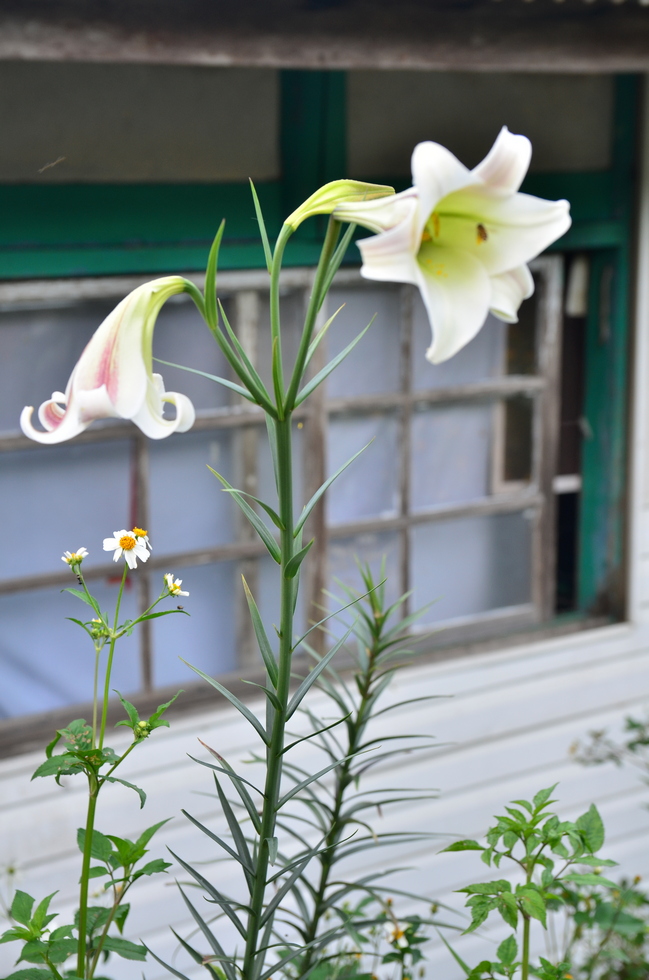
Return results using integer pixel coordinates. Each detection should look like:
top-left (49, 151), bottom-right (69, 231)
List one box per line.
top-left (415, 245), bottom-right (492, 364)
top-left (20, 401), bottom-right (88, 445)
top-left (471, 127), bottom-right (531, 194)
top-left (490, 265), bottom-right (535, 323)
top-left (411, 142), bottom-right (472, 238)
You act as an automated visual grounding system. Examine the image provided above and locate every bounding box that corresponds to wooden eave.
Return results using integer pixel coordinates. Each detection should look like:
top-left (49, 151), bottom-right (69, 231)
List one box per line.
top-left (0, 0), bottom-right (648, 73)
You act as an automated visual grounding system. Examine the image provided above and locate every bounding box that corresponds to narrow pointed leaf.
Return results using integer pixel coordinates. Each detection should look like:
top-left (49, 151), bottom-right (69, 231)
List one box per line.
top-left (294, 442), bottom-right (372, 537)
top-left (241, 576), bottom-right (279, 687)
top-left (277, 757), bottom-right (347, 810)
top-left (179, 813), bottom-right (254, 874)
top-left (284, 539), bottom-right (314, 579)
top-left (320, 221), bottom-right (357, 298)
top-left (204, 220), bottom-right (225, 329)
top-left (182, 659), bottom-right (269, 743)
top-left (292, 581), bottom-right (382, 650)
top-left (250, 179), bottom-right (273, 273)
top-left (287, 627), bottom-right (353, 719)
top-left (295, 318), bottom-right (374, 406)
top-left (265, 836), bottom-right (278, 865)
top-left (212, 775), bottom-right (254, 881)
top-left (218, 299), bottom-right (274, 409)
top-left (208, 468), bottom-right (281, 563)
top-left (224, 490), bottom-right (284, 530)
top-left (304, 304), bottom-right (345, 369)
top-left (240, 679), bottom-right (282, 711)
top-left (170, 849), bottom-right (248, 938)
top-left (177, 886), bottom-right (236, 980)
top-left (153, 358), bottom-right (256, 403)
top-left (281, 713), bottom-right (349, 755)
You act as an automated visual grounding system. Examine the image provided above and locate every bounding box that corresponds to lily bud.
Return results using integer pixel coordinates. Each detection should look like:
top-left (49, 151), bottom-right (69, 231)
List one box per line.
top-left (284, 179), bottom-right (395, 231)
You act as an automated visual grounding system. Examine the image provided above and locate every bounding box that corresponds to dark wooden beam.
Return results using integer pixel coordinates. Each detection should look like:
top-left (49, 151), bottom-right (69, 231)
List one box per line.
top-left (0, 0), bottom-right (648, 72)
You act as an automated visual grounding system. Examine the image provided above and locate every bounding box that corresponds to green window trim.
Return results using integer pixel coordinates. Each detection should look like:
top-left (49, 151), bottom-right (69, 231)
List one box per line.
top-left (0, 70), bottom-right (638, 622)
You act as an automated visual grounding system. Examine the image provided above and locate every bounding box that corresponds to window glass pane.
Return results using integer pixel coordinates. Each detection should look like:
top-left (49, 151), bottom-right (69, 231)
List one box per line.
top-left (326, 286), bottom-right (401, 397)
top-left (503, 396), bottom-right (534, 483)
top-left (0, 300), bottom-right (114, 433)
top-left (327, 413), bottom-right (399, 524)
top-left (0, 441), bottom-right (132, 578)
top-left (152, 561), bottom-right (237, 688)
top-left (0, 581), bottom-right (139, 719)
top-left (410, 511), bottom-right (532, 626)
top-left (411, 404), bottom-right (493, 509)
top-left (149, 431), bottom-right (236, 555)
top-left (412, 302), bottom-right (507, 391)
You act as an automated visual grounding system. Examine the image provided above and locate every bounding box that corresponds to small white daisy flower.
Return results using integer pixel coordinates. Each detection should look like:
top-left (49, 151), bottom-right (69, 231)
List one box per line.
top-left (385, 922), bottom-right (409, 949)
top-left (103, 530), bottom-right (150, 569)
top-left (62, 547), bottom-right (89, 566)
top-left (131, 527), bottom-right (152, 551)
top-left (164, 573), bottom-right (189, 597)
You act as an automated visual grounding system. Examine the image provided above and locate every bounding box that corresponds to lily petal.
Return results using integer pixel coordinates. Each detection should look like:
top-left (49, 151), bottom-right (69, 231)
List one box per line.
top-left (490, 265), bottom-right (535, 323)
top-left (471, 126), bottom-right (531, 194)
top-left (21, 277), bottom-right (195, 444)
top-left (334, 188), bottom-right (419, 236)
top-left (411, 141), bottom-right (472, 238)
top-left (416, 244), bottom-right (492, 364)
top-left (435, 189), bottom-right (571, 276)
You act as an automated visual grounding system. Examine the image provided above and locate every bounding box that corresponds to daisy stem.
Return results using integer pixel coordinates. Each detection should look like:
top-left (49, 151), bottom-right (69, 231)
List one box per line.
top-left (98, 562), bottom-right (128, 752)
top-left (92, 647), bottom-right (100, 748)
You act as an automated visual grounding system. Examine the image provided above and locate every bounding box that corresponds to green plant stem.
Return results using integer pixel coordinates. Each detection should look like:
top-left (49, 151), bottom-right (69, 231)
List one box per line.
top-left (76, 782), bottom-right (99, 978)
top-left (299, 642), bottom-right (378, 976)
top-left (241, 414), bottom-right (295, 980)
top-left (87, 876), bottom-right (133, 978)
top-left (92, 647), bottom-right (100, 747)
top-left (521, 914), bottom-right (530, 980)
top-left (98, 563), bottom-right (128, 751)
top-left (284, 217), bottom-right (340, 411)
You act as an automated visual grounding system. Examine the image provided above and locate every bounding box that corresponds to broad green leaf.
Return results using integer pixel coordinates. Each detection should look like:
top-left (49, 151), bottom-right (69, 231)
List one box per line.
top-left (459, 880), bottom-right (512, 895)
top-left (499, 892), bottom-right (519, 929)
top-left (284, 539), bottom-right (314, 579)
top-left (241, 576), bottom-right (279, 687)
top-left (104, 776), bottom-right (146, 808)
top-left (533, 785), bottom-right (557, 810)
top-left (44, 938), bottom-right (77, 964)
top-left (63, 588), bottom-right (101, 616)
top-left (440, 840), bottom-right (484, 853)
top-left (294, 443), bottom-right (371, 538)
top-left (6, 971), bottom-right (56, 980)
top-left (10, 891), bottom-right (34, 927)
top-left (208, 468), bottom-right (281, 563)
top-left (562, 872), bottom-right (617, 888)
top-left (181, 659), bottom-right (269, 744)
top-left (85, 867), bottom-right (108, 880)
top-left (134, 858), bottom-right (171, 877)
top-left (576, 803), bottom-right (605, 852)
top-left (100, 936), bottom-right (147, 960)
top-left (114, 692), bottom-right (139, 727)
top-left (133, 818), bottom-right (171, 854)
top-left (295, 318), bottom-right (374, 407)
top-left (31, 754), bottom-right (81, 779)
top-left (517, 885), bottom-right (546, 926)
top-left (77, 828), bottom-right (113, 863)
top-left (148, 690), bottom-right (183, 727)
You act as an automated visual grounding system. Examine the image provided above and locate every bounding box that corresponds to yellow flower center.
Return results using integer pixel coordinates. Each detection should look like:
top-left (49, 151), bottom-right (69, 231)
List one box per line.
top-left (132, 527), bottom-right (147, 537)
top-left (68, 553), bottom-right (82, 562)
top-left (119, 534), bottom-right (137, 551)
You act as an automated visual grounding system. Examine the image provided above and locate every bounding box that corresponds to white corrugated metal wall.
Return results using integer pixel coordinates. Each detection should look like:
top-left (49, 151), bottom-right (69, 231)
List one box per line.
top-left (2, 80), bottom-right (649, 980)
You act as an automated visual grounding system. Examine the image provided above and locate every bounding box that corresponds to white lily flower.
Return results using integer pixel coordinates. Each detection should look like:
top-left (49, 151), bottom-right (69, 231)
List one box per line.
top-left (334, 127), bottom-right (571, 363)
top-left (62, 547), bottom-right (89, 566)
top-left (164, 573), bottom-right (189, 597)
top-left (21, 277), bottom-right (196, 443)
top-left (103, 529), bottom-right (150, 570)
